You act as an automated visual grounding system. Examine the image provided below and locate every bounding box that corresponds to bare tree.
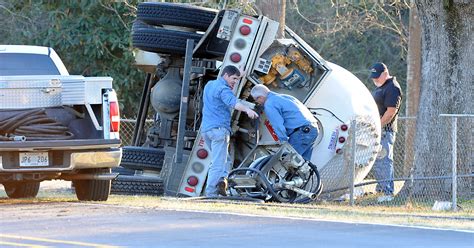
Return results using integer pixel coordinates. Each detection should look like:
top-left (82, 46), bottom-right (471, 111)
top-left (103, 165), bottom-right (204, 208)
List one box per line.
top-left (254, 0), bottom-right (286, 38)
top-left (412, 0), bottom-right (473, 197)
top-left (403, 0), bottom-right (421, 176)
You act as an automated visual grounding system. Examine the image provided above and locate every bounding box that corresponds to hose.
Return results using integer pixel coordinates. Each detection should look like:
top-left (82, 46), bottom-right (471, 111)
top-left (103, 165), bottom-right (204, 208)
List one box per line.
top-left (0, 108), bottom-right (74, 141)
top-left (229, 163), bottom-right (323, 204)
top-left (229, 167), bottom-right (289, 203)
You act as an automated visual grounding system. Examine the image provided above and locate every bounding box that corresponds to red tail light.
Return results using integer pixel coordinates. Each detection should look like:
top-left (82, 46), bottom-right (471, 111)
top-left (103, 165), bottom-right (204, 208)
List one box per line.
top-left (187, 176), bottom-right (199, 186)
top-left (340, 124), bottom-right (348, 131)
top-left (109, 95), bottom-right (120, 132)
top-left (197, 149), bottom-right (208, 159)
top-left (230, 53), bottom-right (241, 63)
top-left (243, 18), bottom-right (253, 24)
top-left (240, 25), bottom-right (251, 35)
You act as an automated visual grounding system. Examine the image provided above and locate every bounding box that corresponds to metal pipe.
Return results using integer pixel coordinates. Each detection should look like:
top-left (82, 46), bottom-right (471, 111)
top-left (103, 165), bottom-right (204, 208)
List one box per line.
top-left (349, 119), bottom-right (356, 206)
top-left (281, 177), bottom-right (304, 187)
top-left (321, 173), bottom-right (474, 194)
top-left (12, 136), bottom-right (26, 141)
top-left (451, 117), bottom-right (457, 211)
top-left (60, 173), bottom-right (118, 181)
top-left (175, 39), bottom-right (194, 163)
top-left (282, 184), bottom-right (317, 200)
top-left (133, 73), bottom-right (153, 146)
top-left (439, 114), bottom-right (474, 117)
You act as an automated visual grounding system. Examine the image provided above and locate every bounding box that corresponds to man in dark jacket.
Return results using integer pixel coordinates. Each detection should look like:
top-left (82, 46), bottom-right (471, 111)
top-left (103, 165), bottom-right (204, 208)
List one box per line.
top-left (370, 62), bottom-right (402, 202)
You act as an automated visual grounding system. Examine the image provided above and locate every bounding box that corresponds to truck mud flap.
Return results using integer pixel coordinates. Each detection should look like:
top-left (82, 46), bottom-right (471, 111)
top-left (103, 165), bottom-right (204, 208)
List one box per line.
top-left (111, 175), bottom-right (164, 196)
top-left (119, 146), bottom-right (165, 171)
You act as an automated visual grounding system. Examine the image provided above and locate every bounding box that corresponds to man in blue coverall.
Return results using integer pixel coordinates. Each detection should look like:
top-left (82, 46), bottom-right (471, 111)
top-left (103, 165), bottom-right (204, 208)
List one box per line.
top-left (370, 62), bottom-right (402, 203)
top-left (201, 65), bottom-right (259, 197)
top-left (250, 84), bottom-right (319, 161)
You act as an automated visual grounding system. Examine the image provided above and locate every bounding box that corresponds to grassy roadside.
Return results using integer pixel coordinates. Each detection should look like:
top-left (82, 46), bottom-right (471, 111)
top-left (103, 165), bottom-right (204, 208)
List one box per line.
top-left (1, 186), bottom-right (473, 231)
top-left (102, 195), bottom-right (474, 231)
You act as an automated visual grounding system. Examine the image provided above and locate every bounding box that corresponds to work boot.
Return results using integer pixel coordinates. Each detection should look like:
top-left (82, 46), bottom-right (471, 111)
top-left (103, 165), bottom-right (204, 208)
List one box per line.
top-left (217, 178), bottom-right (228, 196)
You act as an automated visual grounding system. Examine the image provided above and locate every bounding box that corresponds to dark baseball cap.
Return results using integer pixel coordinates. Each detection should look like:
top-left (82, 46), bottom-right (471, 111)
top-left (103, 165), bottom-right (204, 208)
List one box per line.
top-left (370, 62), bottom-right (387, 78)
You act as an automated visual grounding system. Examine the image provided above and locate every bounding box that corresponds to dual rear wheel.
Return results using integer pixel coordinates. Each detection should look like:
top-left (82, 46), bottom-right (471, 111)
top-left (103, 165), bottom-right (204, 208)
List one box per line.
top-left (132, 2), bottom-right (217, 55)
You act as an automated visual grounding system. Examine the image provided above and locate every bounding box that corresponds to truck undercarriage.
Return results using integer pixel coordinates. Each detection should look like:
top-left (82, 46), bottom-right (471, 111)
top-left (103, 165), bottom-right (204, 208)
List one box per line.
top-left (114, 3), bottom-right (380, 203)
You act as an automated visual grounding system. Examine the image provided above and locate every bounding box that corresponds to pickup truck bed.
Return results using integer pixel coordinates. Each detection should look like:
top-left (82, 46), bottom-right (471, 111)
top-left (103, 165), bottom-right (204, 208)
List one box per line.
top-left (0, 45), bottom-right (122, 201)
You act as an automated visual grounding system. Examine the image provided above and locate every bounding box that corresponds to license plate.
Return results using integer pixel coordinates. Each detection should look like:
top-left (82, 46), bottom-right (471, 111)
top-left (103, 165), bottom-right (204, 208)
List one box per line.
top-left (19, 152), bottom-right (49, 167)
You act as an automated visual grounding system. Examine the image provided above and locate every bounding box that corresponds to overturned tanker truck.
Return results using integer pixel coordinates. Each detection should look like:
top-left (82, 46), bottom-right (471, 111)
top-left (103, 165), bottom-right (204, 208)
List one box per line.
top-left (113, 2), bottom-right (381, 203)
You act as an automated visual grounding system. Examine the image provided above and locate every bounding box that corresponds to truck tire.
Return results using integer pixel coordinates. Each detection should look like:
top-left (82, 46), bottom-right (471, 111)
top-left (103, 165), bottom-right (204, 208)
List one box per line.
top-left (137, 2), bottom-right (217, 31)
top-left (120, 146), bottom-right (165, 171)
top-left (111, 175), bottom-right (164, 196)
top-left (132, 28), bottom-right (202, 55)
top-left (131, 20), bottom-right (156, 34)
top-left (73, 168), bottom-right (111, 201)
top-left (3, 182), bottom-right (40, 198)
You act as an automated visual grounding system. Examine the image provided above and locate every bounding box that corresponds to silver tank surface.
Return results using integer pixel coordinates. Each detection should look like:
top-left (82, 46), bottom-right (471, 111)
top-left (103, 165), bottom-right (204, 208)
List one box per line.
top-left (151, 67), bottom-right (182, 115)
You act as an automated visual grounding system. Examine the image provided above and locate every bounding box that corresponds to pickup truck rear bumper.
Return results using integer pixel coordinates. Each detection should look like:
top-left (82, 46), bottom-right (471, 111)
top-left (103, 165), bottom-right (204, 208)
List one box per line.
top-left (0, 148), bottom-right (122, 172)
top-left (71, 148), bottom-right (122, 169)
top-left (0, 139), bottom-right (122, 172)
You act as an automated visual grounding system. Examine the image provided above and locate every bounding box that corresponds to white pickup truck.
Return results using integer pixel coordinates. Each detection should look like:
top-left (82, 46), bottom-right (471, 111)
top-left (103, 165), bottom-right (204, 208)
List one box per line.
top-left (0, 45), bottom-right (121, 201)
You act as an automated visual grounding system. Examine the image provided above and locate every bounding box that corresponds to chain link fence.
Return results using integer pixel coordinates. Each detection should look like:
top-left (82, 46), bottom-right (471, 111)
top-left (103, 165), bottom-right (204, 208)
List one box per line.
top-left (328, 115), bottom-right (473, 211)
top-left (120, 117), bottom-right (154, 147)
top-left (119, 115), bottom-right (473, 211)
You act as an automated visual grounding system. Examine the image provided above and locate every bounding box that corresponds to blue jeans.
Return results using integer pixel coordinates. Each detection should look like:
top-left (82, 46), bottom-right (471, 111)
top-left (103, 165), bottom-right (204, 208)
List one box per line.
top-left (288, 125), bottom-right (318, 161)
top-left (202, 128), bottom-right (231, 197)
top-left (373, 131), bottom-right (396, 195)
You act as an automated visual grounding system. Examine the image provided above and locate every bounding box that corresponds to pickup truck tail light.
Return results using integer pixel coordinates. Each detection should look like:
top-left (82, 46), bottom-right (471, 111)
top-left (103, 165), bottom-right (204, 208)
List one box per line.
top-left (109, 91), bottom-right (120, 132)
top-left (110, 102), bottom-right (120, 132)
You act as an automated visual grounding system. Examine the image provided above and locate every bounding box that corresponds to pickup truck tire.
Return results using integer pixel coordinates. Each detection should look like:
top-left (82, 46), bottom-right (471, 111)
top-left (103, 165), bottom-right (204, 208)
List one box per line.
top-left (120, 146), bottom-right (165, 171)
top-left (111, 175), bottom-right (164, 196)
top-left (3, 182), bottom-right (40, 198)
top-left (132, 28), bottom-right (203, 55)
top-left (73, 168), bottom-right (111, 201)
top-left (137, 2), bottom-right (217, 31)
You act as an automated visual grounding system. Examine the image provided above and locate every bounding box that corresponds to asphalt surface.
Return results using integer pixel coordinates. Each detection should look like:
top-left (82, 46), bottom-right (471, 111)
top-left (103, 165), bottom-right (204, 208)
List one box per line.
top-left (0, 202), bottom-right (472, 248)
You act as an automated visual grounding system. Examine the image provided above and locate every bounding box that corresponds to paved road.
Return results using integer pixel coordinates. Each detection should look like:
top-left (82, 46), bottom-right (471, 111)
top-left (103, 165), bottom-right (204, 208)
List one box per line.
top-left (0, 202), bottom-right (472, 248)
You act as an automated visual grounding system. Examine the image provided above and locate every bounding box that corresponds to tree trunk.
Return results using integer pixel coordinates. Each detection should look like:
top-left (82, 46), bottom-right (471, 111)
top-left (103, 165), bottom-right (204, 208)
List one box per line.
top-left (254, 0), bottom-right (286, 38)
top-left (403, 0), bottom-right (421, 177)
top-left (413, 0), bottom-right (473, 199)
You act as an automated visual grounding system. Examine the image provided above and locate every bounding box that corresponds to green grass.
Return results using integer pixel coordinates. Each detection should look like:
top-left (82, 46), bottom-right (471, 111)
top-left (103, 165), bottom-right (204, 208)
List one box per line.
top-left (1, 186), bottom-right (472, 231)
top-left (102, 195), bottom-right (474, 231)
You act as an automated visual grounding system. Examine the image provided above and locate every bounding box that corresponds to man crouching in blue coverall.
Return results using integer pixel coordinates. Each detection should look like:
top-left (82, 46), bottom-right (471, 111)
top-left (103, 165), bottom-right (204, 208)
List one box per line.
top-left (201, 65), bottom-right (259, 197)
top-left (250, 84), bottom-right (319, 161)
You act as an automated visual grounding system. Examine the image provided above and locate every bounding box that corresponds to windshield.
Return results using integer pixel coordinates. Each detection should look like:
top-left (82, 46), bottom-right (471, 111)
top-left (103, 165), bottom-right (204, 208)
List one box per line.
top-left (0, 53), bottom-right (61, 76)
